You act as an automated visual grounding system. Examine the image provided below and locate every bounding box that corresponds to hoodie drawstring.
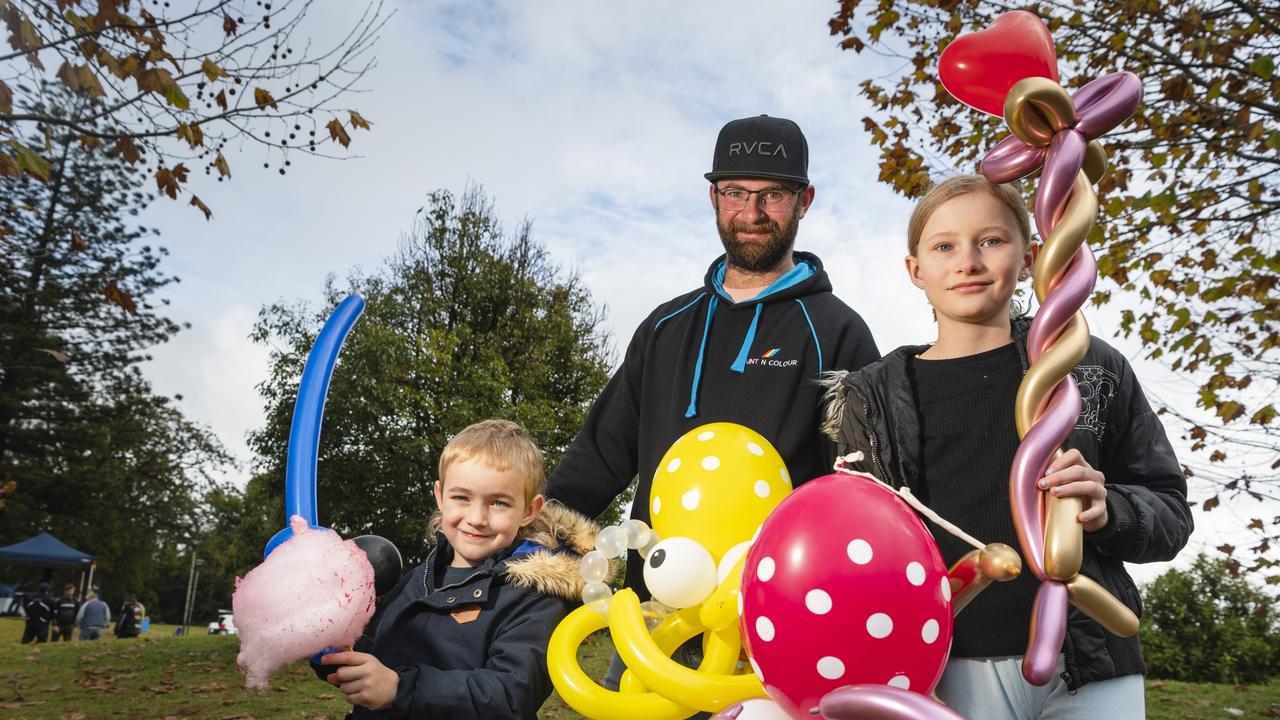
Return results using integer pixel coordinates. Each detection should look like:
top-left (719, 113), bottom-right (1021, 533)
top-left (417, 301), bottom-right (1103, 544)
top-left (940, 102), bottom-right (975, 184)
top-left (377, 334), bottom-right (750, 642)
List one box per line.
top-left (796, 298), bottom-right (822, 375)
top-left (730, 303), bottom-right (763, 373)
top-left (685, 295), bottom-right (719, 418)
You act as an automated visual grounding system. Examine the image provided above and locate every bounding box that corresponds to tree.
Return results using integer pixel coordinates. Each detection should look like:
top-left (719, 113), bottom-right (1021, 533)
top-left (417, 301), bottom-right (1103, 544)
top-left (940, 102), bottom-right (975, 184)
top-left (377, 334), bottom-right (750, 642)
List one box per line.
top-left (0, 368), bottom-right (233, 620)
top-left (1, 0), bottom-right (387, 217)
top-left (246, 186), bottom-right (616, 566)
top-left (0, 82), bottom-right (179, 481)
top-left (1142, 554), bottom-right (1280, 683)
top-left (0, 84), bottom-right (232, 621)
top-left (828, 0), bottom-right (1278, 576)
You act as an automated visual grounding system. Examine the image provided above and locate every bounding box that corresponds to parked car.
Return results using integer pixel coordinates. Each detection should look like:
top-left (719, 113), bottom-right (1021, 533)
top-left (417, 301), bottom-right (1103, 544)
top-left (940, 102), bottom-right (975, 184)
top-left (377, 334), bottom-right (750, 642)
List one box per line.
top-left (207, 611), bottom-right (236, 635)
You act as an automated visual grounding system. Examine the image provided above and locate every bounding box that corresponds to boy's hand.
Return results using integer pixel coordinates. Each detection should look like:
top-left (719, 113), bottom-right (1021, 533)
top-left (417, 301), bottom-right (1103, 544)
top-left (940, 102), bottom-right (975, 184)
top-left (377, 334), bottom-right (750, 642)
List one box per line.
top-left (1038, 449), bottom-right (1109, 532)
top-left (322, 650), bottom-right (399, 711)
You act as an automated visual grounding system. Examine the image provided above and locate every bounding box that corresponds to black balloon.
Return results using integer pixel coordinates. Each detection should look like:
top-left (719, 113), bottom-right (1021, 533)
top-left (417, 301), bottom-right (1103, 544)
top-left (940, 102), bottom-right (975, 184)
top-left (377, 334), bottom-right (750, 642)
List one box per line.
top-left (353, 535), bottom-right (403, 596)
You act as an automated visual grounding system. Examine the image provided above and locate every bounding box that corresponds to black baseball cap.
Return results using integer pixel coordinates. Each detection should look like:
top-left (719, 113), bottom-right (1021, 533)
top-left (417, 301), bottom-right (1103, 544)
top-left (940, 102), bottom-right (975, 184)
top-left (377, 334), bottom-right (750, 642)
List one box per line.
top-left (704, 115), bottom-right (809, 186)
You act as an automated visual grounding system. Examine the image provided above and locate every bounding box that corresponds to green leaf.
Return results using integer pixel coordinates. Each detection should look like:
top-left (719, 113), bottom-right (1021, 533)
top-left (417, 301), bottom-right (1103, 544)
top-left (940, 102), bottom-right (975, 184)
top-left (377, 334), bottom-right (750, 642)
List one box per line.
top-left (1248, 55), bottom-right (1275, 79)
top-left (9, 141), bottom-right (51, 181)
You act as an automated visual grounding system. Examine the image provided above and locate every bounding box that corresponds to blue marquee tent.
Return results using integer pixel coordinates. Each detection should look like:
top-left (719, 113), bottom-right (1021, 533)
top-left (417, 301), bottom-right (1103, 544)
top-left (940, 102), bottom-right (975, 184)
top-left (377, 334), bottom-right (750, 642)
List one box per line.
top-left (0, 532), bottom-right (93, 567)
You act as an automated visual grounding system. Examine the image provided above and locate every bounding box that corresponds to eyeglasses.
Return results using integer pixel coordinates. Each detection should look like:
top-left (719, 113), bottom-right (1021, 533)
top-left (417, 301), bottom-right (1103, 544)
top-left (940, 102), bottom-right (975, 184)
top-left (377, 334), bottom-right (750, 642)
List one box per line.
top-left (714, 187), bottom-right (799, 212)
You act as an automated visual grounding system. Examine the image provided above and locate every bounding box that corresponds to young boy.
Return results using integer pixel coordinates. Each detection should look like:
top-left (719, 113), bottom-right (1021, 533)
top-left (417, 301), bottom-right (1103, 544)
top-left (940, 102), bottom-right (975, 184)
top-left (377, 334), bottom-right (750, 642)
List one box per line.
top-left (317, 419), bottom-right (600, 720)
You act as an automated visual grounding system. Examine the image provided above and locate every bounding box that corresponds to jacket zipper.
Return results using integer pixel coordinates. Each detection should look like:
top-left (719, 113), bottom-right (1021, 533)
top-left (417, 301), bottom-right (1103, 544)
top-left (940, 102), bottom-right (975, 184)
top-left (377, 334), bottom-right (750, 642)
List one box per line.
top-left (850, 385), bottom-right (891, 484)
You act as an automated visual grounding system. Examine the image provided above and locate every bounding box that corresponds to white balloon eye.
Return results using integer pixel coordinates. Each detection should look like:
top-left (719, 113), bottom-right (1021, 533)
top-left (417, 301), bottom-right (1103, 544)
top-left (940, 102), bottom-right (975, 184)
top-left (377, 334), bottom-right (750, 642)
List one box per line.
top-left (643, 537), bottom-right (717, 609)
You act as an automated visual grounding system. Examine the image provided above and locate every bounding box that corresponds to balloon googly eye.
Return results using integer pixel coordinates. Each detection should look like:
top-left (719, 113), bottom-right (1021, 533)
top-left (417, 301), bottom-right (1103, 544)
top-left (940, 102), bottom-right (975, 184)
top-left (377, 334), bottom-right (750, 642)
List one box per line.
top-left (643, 537), bottom-right (716, 609)
top-left (649, 547), bottom-right (666, 568)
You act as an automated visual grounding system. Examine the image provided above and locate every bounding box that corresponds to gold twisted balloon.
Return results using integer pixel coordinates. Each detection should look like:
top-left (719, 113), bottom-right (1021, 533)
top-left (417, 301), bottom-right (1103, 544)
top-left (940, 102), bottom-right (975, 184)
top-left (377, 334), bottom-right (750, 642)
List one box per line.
top-left (1004, 78), bottom-right (1138, 636)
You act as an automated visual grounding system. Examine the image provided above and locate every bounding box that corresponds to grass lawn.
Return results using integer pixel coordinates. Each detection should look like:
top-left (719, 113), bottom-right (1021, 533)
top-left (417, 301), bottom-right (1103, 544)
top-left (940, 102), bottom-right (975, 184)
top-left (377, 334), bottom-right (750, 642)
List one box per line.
top-left (0, 616), bottom-right (1276, 718)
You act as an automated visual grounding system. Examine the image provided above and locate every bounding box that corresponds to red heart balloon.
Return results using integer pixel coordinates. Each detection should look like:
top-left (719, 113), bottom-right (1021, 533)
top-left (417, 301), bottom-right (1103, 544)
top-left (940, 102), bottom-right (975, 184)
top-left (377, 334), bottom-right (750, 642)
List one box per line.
top-left (939, 10), bottom-right (1059, 117)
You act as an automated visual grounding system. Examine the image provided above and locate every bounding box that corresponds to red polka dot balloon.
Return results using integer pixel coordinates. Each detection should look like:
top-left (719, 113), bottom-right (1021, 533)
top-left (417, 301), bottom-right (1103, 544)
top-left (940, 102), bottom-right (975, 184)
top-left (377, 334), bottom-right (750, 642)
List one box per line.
top-left (740, 472), bottom-right (953, 718)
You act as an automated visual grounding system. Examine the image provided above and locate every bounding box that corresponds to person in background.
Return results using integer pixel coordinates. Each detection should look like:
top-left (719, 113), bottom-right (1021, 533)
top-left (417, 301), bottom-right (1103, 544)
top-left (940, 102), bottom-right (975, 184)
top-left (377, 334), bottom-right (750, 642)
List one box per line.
top-left (20, 582), bottom-right (53, 644)
top-left (52, 584), bottom-right (79, 642)
top-left (114, 594), bottom-right (141, 639)
top-left (76, 592), bottom-right (110, 641)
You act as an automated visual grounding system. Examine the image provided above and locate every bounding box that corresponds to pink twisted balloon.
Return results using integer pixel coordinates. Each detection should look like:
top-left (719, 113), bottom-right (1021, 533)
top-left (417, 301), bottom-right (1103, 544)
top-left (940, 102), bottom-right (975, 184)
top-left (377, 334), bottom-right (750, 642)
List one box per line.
top-left (980, 71), bottom-right (1143, 685)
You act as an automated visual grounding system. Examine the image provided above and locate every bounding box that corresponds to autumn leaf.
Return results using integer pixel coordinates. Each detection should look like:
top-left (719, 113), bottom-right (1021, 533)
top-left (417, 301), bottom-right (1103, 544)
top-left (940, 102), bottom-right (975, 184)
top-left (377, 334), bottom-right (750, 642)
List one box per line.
top-left (138, 68), bottom-right (189, 110)
top-left (222, 12), bottom-right (238, 36)
top-left (110, 136), bottom-right (141, 164)
top-left (1204, 495), bottom-right (1221, 511)
top-left (57, 61), bottom-right (81, 92)
top-left (0, 79), bottom-right (11, 114)
top-left (93, 48), bottom-right (121, 78)
top-left (0, 150), bottom-right (17, 177)
top-left (214, 152), bottom-right (230, 178)
top-left (201, 58), bottom-right (229, 81)
top-left (70, 231), bottom-right (86, 252)
top-left (10, 141), bottom-right (51, 181)
top-left (118, 53), bottom-right (141, 80)
top-left (253, 87), bottom-right (278, 110)
top-left (76, 65), bottom-right (105, 97)
top-left (189, 194), bottom-right (212, 220)
top-left (215, 89), bottom-right (228, 111)
top-left (176, 122), bottom-right (203, 148)
top-left (103, 280), bottom-right (138, 315)
top-left (348, 110), bottom-right (372, 130)
top-left (154, 163), bottom-right (189, 199)
top-left (326, 119), bottom-right (350, 148)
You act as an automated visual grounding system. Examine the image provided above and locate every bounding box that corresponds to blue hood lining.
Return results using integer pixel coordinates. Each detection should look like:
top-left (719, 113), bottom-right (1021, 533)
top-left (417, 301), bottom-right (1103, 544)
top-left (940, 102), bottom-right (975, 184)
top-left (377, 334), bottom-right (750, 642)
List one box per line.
top-left (661, 260), bottom-right (823, 418)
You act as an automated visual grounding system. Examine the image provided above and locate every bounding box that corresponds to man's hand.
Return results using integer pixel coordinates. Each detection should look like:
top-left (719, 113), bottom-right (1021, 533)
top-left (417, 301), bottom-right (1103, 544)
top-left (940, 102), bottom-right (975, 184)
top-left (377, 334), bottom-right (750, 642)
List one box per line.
top-left (1039, 449), bottom-right (1109, 532)
top-left (322, 650), bottom-right (399, 711)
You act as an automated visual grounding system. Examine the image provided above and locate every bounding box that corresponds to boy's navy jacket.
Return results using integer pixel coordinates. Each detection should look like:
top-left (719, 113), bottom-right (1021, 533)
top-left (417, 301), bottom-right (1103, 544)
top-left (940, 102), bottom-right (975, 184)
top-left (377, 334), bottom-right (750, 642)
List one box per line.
top-left (322, 502), bottom-right (602, 720)
top-left (821, 315), bottom-right (1193, 689)
top-left (548, 251), bottom-right (878, 593)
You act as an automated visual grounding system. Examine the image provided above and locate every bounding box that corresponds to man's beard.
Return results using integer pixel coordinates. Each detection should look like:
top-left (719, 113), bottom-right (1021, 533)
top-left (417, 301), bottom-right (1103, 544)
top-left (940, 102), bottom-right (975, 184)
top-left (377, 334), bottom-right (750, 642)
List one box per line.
top-left (716, 210), bottom-right (799, 272)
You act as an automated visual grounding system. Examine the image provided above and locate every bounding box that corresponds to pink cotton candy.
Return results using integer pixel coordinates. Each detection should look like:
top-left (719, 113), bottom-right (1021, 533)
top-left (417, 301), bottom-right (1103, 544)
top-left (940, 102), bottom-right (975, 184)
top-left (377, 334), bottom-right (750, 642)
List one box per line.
top-left (234, 515), bottom-right (376, 689)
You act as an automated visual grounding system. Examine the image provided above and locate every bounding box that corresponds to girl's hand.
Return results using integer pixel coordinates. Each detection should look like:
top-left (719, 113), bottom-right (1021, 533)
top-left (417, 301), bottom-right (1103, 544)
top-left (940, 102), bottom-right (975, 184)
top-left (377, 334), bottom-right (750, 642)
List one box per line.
top-left (1038, 449), bottom-right (1109, 532)
top-left (322, 651), bottom-right (399, 711)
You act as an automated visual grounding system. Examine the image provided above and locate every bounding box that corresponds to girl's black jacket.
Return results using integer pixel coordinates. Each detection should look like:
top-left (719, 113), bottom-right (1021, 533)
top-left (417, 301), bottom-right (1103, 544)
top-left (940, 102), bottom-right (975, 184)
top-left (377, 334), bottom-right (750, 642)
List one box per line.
top-left (820, 316), bottom-right (1192, 689)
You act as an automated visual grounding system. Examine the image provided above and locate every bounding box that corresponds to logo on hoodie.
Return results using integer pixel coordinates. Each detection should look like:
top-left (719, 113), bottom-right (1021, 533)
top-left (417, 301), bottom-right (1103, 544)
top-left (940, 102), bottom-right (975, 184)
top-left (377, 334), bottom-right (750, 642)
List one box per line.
top-left (747, 348), bottom-right (798, 369)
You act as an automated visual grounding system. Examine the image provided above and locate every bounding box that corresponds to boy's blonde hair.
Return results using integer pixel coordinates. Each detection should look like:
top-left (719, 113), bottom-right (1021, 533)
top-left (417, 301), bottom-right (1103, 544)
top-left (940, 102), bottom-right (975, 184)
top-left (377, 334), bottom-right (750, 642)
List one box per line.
top-left (438, 419), bottom-right (545, 505)
top-left (906, 174), bottom-right (1032, 256)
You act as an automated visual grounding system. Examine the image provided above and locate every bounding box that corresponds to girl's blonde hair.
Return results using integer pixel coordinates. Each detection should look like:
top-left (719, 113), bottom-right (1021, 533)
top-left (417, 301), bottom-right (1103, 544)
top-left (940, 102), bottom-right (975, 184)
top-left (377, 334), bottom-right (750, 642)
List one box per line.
top-left (438, 419), bottom-right (545, 505)
top-left (906, 174), bottom-right (1032, 256)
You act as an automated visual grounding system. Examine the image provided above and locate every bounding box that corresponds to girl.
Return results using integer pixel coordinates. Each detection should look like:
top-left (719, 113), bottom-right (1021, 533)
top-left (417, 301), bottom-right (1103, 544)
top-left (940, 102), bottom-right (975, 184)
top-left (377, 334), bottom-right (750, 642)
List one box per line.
top-left (822, 175), bottom-right (1191, 719)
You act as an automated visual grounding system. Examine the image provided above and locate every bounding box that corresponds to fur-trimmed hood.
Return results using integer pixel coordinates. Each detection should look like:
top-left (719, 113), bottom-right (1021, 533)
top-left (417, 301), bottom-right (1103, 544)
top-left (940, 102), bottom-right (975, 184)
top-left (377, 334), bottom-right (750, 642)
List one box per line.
top-left (426, 500), bottom-right (609, 601)
top-left (819, 369), bottom-right (853, 443)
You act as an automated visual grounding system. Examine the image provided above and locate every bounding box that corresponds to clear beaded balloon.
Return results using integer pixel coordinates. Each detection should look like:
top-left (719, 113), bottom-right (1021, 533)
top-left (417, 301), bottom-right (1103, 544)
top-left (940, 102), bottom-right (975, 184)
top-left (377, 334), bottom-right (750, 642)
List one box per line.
top-left (620, 518), bottom-right (653, 549)
top-left (579, 549), bottom-right (609, 584)
top-left (582, 581), bottom-right (612, 613)
top-left (595, 526), bottom-right (628, 558)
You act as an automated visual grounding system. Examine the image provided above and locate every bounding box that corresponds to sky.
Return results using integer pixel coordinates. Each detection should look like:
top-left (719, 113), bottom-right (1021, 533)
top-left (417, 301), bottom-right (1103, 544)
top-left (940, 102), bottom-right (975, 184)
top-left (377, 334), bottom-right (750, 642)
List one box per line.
top-left (134, 0), bottom-right (1252, 584)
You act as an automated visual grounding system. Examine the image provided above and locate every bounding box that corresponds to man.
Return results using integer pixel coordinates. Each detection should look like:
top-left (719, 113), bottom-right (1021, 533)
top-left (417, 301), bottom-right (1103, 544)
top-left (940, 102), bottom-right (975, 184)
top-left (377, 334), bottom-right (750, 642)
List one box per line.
top-left (114, 594), bottom-right (141, 639)
top-left (75, 591), bottom-right (110, 641)
top-left (548, 114), bottom-right (879, 605)
top-left (51, 584), bottom-right (79, 642)
top-left (20, 582), bottom-right (53, 644)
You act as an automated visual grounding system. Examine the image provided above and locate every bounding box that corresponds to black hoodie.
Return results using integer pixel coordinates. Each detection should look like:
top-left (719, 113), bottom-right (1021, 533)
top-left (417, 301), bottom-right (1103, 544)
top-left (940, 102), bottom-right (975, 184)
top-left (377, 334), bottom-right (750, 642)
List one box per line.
top-left (548, 251), bottom-right (879, 592)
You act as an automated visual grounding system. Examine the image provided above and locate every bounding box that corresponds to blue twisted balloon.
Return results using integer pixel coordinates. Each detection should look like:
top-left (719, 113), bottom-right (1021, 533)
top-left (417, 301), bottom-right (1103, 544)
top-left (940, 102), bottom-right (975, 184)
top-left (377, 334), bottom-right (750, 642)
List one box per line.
top-left (263, 294), bottom-right (366, 557)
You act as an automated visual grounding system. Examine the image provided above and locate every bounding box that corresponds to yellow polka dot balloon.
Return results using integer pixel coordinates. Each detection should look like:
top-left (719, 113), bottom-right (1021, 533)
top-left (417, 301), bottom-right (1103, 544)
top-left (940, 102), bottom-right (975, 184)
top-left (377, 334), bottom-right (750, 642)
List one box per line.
top-left (650, 422), bottom-right (791, 564)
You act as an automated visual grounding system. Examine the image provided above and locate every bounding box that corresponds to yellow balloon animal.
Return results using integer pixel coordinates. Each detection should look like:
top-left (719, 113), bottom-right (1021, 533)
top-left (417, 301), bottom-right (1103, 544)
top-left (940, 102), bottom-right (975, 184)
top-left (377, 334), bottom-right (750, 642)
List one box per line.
top-left (548, 423), bottom-right (792, 719)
